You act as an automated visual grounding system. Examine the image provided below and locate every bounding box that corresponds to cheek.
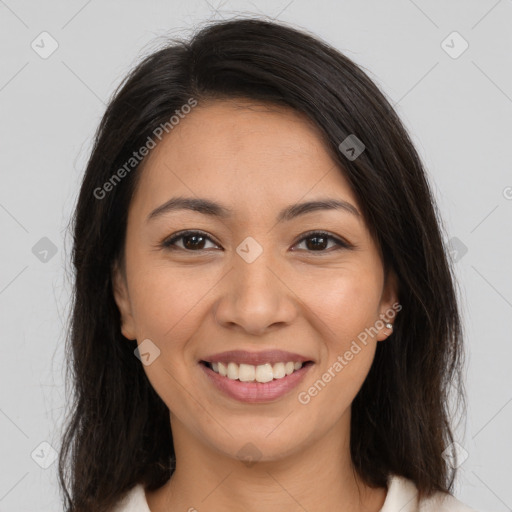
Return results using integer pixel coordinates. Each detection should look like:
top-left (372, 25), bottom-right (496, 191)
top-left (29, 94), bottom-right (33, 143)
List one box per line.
top-left (126, 264), bottom-right (212, 412)
top-left (128, 262), bottom-right (217, 341)
top-left (297, 273), bottom-right (380, 419)
top-left (302, 267), bottom-right (383, 343)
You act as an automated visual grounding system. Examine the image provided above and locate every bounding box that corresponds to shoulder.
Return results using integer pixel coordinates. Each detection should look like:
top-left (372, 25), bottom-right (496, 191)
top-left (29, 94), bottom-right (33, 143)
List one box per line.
top-left (111, 476), bottom-right (478, 512)
top-left (381, 474), bottom-right (478, 512)
top-left (111, 483), bottom-right (150, 512)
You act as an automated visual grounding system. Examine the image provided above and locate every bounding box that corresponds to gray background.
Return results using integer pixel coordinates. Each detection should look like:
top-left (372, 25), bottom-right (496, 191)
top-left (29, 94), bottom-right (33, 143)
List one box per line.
top-left (0, 1), bottom-right (511, 511)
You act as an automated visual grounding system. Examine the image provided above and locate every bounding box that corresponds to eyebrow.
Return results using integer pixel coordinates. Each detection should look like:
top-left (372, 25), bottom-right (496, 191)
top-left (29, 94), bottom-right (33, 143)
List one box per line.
top-left (147, 196), bottom-right (360, 223)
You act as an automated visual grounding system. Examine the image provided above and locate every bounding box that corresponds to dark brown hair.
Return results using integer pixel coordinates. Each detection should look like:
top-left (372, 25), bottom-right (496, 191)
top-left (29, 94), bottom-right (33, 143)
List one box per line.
top-left (59, 17), bottom-right (466, 511)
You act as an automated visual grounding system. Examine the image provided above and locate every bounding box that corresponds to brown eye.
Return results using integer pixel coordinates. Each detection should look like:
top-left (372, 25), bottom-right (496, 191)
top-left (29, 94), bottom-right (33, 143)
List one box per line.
top-left (293, 231), bottom-right (350, 252)
top-left (162, 231), bottom-right (218, 251)
top-left (161, 230), bottom-right (352, 254)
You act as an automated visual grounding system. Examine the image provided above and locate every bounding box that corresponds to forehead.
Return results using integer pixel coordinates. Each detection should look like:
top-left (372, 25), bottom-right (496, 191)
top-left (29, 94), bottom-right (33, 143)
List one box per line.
top-left (132, 99), bottom-right (360, 218)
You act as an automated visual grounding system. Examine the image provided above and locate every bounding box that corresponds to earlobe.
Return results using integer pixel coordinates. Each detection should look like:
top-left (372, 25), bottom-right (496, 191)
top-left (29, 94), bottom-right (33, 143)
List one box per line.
top-left (111, 261), bottom-right (137, 340)
top-left (377, 269), bottom-right (400, 342)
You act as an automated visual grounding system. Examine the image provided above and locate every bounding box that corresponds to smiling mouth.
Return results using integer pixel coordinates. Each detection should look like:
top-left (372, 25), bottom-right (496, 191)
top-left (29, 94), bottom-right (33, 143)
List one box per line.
top-left (200, 360), bottom-right (314, 383)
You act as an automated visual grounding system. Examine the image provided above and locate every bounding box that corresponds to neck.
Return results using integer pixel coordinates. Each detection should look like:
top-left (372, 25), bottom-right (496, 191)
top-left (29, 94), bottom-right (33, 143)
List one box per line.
top-left (146, 413), bottom-right (387, 512)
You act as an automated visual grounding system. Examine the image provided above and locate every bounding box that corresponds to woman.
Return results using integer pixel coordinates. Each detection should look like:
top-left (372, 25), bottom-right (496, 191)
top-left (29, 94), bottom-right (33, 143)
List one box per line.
top-left (59, 17), bottom-right (476, 512)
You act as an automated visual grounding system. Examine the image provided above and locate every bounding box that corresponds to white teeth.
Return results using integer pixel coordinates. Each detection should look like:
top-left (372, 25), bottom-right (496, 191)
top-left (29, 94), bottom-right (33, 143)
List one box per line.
top-left (218, 362), bottom-right (227, 377)
top-left (255, 363), bottom-right (274, 383)
top-left (227, 362), bottom-right (239, 380)
top-left (238, 363), bottom-right (255, 382)
top-left (208, 361), bottom-right (305, 382)
top-left (272, 362), bottom-right (286, 379)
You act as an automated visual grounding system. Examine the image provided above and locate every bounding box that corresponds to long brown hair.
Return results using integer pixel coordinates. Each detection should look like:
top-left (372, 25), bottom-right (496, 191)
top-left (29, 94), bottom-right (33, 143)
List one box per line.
top-left (59, 17), bottom-right (466, 511)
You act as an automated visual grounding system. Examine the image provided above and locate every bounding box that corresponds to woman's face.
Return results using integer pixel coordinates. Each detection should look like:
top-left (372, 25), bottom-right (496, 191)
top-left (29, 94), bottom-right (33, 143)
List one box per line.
top-left (113, 99), bottom-right (398, 463)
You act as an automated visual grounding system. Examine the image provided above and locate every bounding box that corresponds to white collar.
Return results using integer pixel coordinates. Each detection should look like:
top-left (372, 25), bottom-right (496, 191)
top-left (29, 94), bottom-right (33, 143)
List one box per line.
top-left (114, 473), bottom-right (476, 511)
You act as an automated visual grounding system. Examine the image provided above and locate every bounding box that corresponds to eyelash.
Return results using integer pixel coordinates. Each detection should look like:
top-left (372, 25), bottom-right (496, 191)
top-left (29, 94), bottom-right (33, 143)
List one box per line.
top-left (161, 230), bottom-right (352, 253)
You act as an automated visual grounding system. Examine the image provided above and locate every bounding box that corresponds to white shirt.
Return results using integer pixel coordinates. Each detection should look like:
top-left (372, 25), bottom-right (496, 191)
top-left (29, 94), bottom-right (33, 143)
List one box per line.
top-left (111, 474), bottom-right (477, 511)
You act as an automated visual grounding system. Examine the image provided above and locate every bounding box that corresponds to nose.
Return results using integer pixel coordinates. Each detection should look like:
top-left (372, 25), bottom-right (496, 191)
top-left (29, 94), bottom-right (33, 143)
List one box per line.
top-left (213, 248), bottom-right (298, 336)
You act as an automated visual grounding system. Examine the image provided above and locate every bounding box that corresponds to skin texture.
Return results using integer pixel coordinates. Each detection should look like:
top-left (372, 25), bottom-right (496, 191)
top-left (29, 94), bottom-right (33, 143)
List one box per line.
top-left (113, 100), bottom-right (399, 512)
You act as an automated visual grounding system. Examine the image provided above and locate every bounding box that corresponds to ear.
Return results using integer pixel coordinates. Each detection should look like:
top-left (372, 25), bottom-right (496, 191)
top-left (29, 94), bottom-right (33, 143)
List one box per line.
top-left (376, 268), bottom-right (400, 342)
top-left (112, 260), bottom-right (137, 340)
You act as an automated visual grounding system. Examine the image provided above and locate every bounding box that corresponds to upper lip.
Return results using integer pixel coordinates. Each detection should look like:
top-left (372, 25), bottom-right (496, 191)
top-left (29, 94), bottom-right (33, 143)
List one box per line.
top-left (201, 349), bottom-right (313, 366)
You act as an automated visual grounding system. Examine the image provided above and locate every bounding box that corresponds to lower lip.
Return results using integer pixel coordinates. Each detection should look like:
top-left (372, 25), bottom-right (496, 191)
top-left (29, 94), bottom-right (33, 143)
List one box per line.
top-left (199, 362), bottom-right (313, 403)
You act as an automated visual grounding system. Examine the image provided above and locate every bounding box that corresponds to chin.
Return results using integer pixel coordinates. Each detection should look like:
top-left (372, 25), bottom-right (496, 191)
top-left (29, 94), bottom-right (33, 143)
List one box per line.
top-left (204, 427), bottom-right (310, 465)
